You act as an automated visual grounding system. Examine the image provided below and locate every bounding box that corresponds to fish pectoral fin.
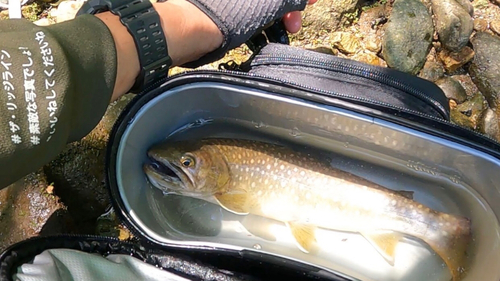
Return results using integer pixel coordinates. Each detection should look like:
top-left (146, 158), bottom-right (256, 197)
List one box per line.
top-left (361, 231), bottom-right (404, 266)
top-left (214, 189), bottom-right (251, 215)
top-left (396, 190), bottom-right (414, 200)
top-left (286, 222), bottom-right (317, 253)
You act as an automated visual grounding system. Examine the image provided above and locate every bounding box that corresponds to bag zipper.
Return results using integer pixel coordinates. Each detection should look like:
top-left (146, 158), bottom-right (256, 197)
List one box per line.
top-left (137, 68), bottom-right (498, 146)
top-left (250, 54), bottom-right (449, 119)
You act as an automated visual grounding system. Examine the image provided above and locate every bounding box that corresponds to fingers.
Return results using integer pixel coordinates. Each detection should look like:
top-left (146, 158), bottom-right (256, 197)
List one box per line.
top-left (283, 11), bottom-right (302, 33)
top-left (283, 0), bottom-right (317, 33)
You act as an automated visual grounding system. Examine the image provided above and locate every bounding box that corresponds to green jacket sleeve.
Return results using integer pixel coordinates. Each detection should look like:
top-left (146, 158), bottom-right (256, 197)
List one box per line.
top-left (0, 15), bottom-right (117, 188)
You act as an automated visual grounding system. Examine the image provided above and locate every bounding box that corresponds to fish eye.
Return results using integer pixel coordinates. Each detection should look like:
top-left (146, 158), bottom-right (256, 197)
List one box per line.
top-left (180, 155), bottom-right (195, 167)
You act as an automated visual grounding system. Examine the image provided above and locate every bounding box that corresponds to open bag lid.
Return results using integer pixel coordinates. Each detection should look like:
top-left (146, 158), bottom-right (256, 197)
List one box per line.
top-left (103, 40), bottom-right (500, 281)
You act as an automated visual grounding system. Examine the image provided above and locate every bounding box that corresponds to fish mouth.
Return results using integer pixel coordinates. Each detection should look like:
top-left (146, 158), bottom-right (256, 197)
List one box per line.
top-left (143, 155), bottom-right (192, 193)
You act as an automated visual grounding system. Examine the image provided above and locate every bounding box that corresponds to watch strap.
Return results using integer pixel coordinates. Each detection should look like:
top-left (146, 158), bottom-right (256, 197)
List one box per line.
top-left (77, 0), bottom-right (172, 94)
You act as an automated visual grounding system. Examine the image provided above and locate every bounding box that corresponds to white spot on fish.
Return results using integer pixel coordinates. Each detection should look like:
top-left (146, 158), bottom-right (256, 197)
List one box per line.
top-left (280, 165), bottom-right (285, 170)
top-left (306, 193), bottom-right (311, 199)
top-left (245, 168), bottom-right (249, 172)
top-left (412, 210), bottom-right (417, 215)
top-left (300, 171), bottom-right (305, 176)
top-left (251, 182), bottom-right (256, 188)
top-left (274, 163), bottom-right (278, 167)
top-left (281, 181), bottom-right (287, 188)
top-left (269, 185), bottom-right (274, 189)
top-left (442, 231), bottom-right (448, 236)
top-left (264, 179), bottom-right (269, 185)
top-left (256, 167), bottom-right (260, 172)
top-left (294, 196), bottom-right (299, 202)
top-left (287, 170), bottom-right (291, 175)
top-left (257, 190), bottom-right (262, 196)
top-left (391, 200), bottom-right (397, 206)
top-left (293, 168), bottom-right (298, 172)
top-left (239, 176), bottom-right (243, 181)
top-left (266, 164), bottom-right (271, 170)
top-left (251, 159), bottom-right (254, 164)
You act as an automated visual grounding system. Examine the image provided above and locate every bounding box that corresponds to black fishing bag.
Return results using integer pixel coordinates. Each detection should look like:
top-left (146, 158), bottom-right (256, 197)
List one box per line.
top-left (1, 23), bottom-right (500, 281)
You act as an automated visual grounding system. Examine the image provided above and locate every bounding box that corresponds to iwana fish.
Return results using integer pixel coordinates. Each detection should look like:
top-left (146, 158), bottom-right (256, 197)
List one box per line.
top-left (143, 138), bottom-right (472, 281)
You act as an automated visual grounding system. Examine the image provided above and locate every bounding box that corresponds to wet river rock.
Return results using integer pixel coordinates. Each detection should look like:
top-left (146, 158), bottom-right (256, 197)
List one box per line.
top-left (479, 108), bottom-right (500, 141)
top-left (431, 0), bottom-right (474, 52)
top-left (435, 77), bottom-right (468, 103)
top-left (451, 92), bottom-right (487, 130)
top-left (381, 0), bottom-right (434, 75)
top-left (468, 32), bottom-right (500, 111)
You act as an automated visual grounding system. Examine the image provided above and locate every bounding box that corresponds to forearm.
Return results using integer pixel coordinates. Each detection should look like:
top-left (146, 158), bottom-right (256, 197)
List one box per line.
top-left (96, 0), bottom-right (223, 101)
top-left (0, 15), bottom-right (117, 188)
top-left (0, 0), bottom-right (223, 188)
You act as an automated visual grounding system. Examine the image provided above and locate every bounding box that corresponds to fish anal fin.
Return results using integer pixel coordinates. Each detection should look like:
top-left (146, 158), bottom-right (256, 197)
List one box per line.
top-left (214, 189), bottom-right (251, 215)
top-left (396, 190), bottom-right (414, 200)
top-left (361, 231), bottom-right (404, 266)
top-left (286, 222), bottom-right (317, 253)
top-left (241, 216), bottom-right (277, 242)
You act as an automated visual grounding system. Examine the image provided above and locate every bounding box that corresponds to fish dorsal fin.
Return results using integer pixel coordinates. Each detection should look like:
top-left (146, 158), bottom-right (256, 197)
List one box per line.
top-left (396, 190), bottom-right (414, 200)
top-left (286, 222), bottom-right (317, 253)
top-left (360, 231), bottom-right (404, 266)
top-left (214, 189), bottom-right (251, 215)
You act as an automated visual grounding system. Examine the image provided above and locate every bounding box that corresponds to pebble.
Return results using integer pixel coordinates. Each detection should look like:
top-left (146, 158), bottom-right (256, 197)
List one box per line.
top-left (431, 0), bottom-right (474, 52)
top-left (364, 34), bottom-right (382, 53)
top-left (33, 18), bottom-right (53, 26)
top-left (351, 51), bottom-right (387, 67)
top-left (491, 20), bottom-right (500, 35)
top-left (438, 46), bottom-right (475, 73)
top-left (381, 0), bottom-right (434, 74)
top-left (308, 45), bottom-right (338, 56)
top-left (468, 32), bottom-right (500, 111)
top-left (452, 74), bottom-right (480, 98)
top-left (455, 0), bottom-right (475, 16)
top-left (473, 18), bottom-right (489, 32)
top-left (418, 60), bottom-right (445, 82)
top-left (331, 32), bottom-right (361, 54)
top-left (49, 0), bottom-right (85, 23)
top-left (479, 108), bottom-right (500, 141)
top-left (450, 92), bottom-right (487, 130)
top-left (435, 77), bottom-right (468, 103)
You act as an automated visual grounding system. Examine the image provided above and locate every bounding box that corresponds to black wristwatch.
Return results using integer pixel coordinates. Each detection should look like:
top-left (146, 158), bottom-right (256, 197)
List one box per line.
top-left (76, 0), bottom-right (172, 94)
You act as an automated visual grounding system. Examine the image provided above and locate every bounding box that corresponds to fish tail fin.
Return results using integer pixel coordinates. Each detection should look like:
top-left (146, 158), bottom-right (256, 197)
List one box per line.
top-left (426, 215), bottom-right (472, 281)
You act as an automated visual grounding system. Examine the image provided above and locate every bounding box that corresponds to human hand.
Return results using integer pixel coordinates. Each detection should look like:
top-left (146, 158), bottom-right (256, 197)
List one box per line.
top-left (283, 0), bottom-right (318, 33)
top-left (181, 0), bottom-right (318, 67)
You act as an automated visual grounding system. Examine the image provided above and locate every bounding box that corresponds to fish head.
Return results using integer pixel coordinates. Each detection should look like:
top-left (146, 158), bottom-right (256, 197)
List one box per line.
top-left (143, 140), bottom-right (230, 197)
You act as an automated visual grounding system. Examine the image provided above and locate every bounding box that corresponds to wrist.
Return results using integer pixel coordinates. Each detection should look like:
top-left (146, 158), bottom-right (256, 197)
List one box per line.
top-left (153, 0), bottom-right (223, 66)
top-left (96, 0), bottom-right (223, 101)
